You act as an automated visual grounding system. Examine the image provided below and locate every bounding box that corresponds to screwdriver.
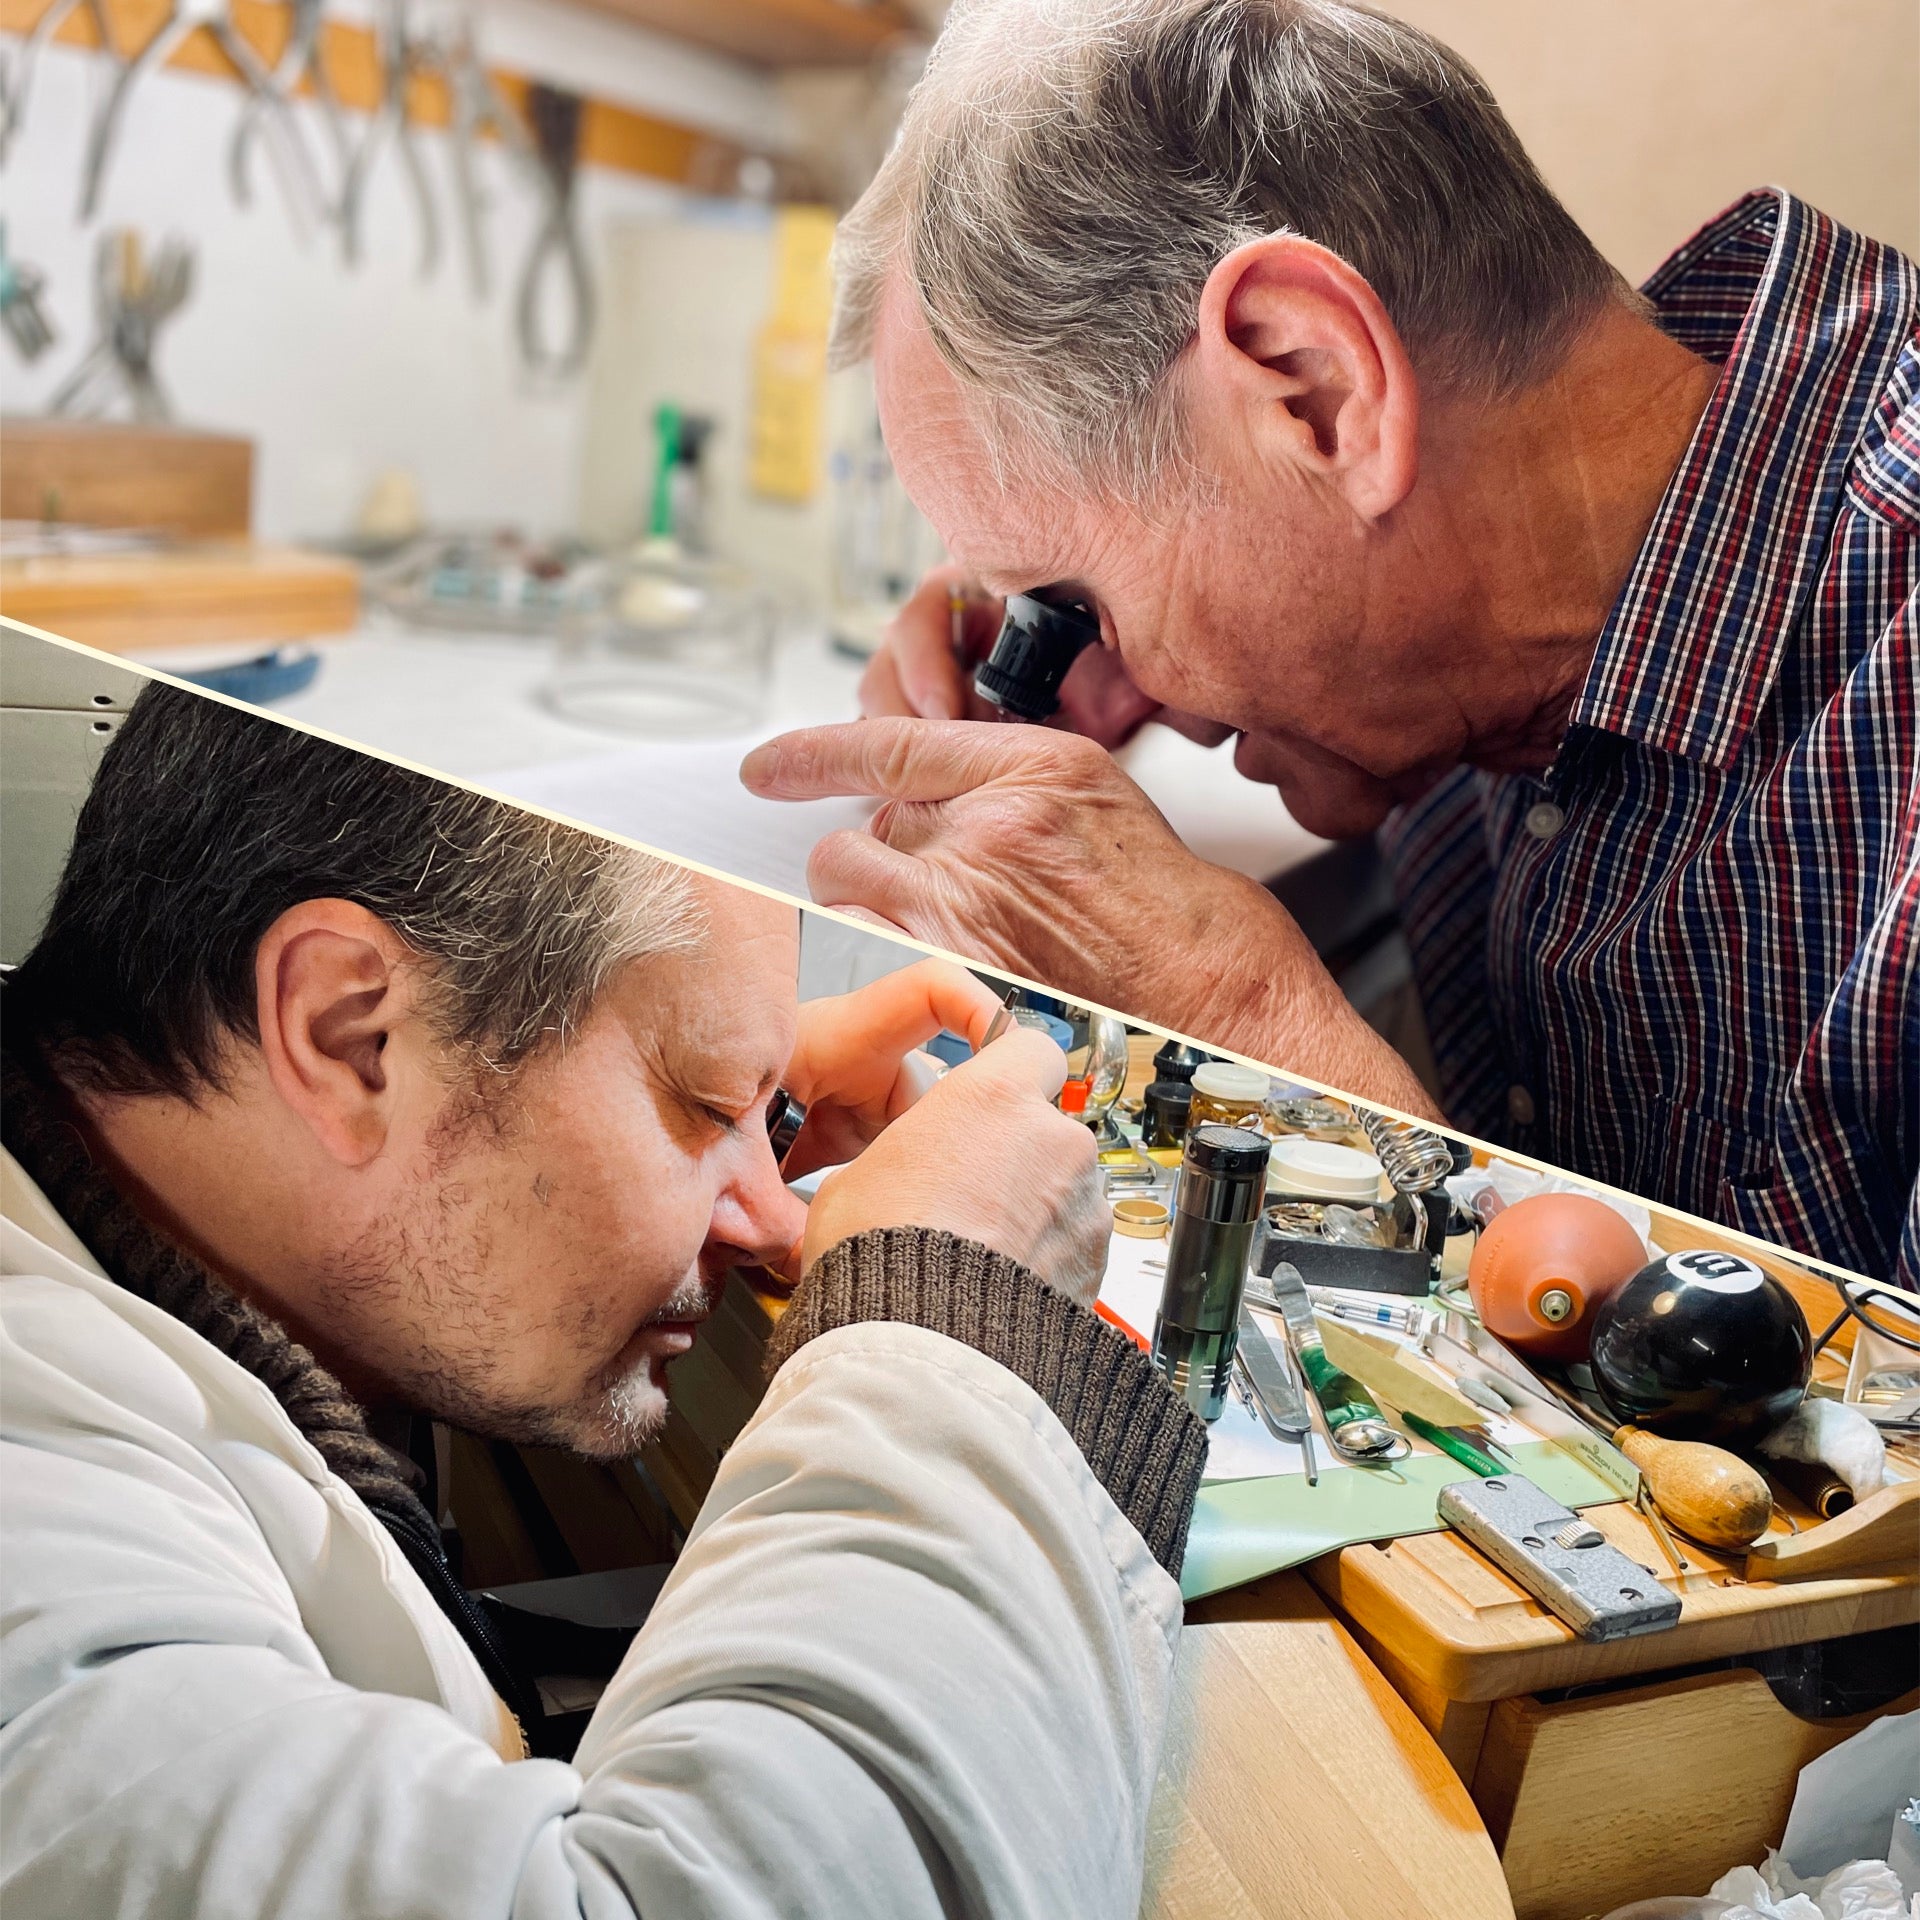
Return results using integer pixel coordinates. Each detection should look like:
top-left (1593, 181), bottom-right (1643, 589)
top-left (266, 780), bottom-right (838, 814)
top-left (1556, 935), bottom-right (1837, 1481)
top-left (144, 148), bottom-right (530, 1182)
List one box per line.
top-left (1530, 1372), bottom-right (1772, 1551)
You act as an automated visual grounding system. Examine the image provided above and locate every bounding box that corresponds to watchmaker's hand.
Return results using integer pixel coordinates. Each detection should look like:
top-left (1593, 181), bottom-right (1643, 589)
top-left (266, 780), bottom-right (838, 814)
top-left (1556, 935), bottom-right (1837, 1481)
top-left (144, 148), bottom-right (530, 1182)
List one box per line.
top-left (742, 718), bottom-right (1443, 1122)
top-left (802, 1023), bottom-right (1109, 1307)
top-left (858, 563), bottom-right (1161, 748)
top-left (779, 957), bottom-right (1001, 1176)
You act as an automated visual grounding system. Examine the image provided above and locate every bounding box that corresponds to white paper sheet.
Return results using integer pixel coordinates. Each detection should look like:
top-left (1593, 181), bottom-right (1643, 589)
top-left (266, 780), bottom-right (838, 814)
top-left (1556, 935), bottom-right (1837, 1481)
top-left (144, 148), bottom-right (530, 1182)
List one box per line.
top-left (491, 740), bottom-right (880, 897)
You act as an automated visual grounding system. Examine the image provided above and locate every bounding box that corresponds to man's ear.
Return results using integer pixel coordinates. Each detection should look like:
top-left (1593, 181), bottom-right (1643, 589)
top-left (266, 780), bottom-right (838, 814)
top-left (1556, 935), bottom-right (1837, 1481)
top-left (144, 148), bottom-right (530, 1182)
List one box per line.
top-left (253, 900), bottom-right (417, 1168)
top-left (1191, 234), bottom-right (1419, 520)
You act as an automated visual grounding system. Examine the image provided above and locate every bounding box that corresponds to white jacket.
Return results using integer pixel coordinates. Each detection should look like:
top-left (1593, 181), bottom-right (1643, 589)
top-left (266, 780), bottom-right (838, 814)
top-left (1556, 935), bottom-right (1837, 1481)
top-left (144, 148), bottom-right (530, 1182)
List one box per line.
top-left (0, 1149), bottom-right (1182, 1919)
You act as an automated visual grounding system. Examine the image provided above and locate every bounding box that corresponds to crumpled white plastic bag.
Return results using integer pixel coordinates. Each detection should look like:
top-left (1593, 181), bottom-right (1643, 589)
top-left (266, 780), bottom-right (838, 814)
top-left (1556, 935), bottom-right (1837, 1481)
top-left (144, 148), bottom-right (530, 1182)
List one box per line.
top-left (1707, 1853), bottom-right (1913, 1919)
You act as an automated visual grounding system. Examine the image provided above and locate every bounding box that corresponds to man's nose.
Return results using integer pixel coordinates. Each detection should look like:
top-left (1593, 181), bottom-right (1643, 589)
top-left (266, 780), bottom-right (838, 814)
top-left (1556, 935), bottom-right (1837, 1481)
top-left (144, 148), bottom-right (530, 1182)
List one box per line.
top-left (710, 1137), bottom-right (810, 1276)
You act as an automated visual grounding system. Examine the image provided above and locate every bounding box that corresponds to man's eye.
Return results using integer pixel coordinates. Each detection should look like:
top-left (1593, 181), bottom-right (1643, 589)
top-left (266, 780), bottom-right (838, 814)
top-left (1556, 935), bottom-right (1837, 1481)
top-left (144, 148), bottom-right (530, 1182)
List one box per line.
top-left (700, 1103), bottom-right (742, 1135)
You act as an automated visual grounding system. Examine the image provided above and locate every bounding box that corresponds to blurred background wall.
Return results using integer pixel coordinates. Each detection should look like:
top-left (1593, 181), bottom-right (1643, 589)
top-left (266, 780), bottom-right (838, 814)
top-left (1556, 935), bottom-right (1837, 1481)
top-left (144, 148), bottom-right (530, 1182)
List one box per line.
top-left (1386, 0), bottom-right (1917, 282)
top-left (5, 0), bottom-right (1910, 564)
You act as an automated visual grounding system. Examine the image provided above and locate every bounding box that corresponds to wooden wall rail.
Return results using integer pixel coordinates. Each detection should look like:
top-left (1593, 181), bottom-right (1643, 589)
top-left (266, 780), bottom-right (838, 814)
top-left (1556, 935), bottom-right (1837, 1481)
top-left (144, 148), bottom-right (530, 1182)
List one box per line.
top-left (0, 0), bottom-right (753, 185)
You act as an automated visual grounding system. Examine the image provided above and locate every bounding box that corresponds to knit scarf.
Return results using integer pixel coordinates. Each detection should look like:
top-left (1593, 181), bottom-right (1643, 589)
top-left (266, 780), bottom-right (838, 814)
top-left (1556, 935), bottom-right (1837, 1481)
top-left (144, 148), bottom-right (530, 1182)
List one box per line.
top-left (0, 1033), bottom-right (542, 1737)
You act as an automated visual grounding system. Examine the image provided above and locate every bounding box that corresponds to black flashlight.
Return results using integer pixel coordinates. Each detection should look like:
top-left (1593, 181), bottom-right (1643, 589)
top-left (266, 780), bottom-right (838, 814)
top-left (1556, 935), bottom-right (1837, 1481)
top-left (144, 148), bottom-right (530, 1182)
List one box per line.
top-left (1150, 1124), bottom-right (1272, 1421)
top-left (973, 589), bottom-right (1102, 723)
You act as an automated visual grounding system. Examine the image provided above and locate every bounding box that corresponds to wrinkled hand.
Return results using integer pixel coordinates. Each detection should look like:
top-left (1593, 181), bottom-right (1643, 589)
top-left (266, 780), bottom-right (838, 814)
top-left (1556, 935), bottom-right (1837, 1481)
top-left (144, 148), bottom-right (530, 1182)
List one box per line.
top-left (801, 1025), bottom-right (1110, 1306)
top-left (858, 563), bottom-right (1162, 749)
top-left (744, 717), bottom-right (1289, 1009)
top-left (743, 718), bottom-right (1445, 1121)
top-left (778, 958), bottom-right (1001, 1176)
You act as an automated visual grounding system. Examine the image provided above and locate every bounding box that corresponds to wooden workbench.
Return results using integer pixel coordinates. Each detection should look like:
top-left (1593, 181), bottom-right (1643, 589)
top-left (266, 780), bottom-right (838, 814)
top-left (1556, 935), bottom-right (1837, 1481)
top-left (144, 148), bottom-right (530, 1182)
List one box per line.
top-left (635, 1169), bottom-right (1915, 1920)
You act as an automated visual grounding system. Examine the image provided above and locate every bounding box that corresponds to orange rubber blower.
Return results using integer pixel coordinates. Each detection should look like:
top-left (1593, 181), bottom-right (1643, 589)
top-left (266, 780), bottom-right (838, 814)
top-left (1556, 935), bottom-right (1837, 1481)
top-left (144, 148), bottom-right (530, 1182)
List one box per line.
top-left (1467, 1193), bottom-right (1646, 1363)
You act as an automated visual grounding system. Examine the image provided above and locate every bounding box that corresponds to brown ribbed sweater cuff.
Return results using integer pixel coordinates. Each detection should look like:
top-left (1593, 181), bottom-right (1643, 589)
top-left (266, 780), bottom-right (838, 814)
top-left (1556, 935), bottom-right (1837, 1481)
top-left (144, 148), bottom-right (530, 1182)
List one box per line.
top-left (765, 1227), bottom-right (1207, 1580)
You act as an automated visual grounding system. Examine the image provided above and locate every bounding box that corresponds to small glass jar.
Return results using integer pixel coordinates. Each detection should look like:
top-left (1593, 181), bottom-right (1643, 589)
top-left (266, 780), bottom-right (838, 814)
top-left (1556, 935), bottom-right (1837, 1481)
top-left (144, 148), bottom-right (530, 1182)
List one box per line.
top-left (1142, 1078), bottom-right (1193, 1149)
top-left (1187, 1061), bottom-right (1271, 1132)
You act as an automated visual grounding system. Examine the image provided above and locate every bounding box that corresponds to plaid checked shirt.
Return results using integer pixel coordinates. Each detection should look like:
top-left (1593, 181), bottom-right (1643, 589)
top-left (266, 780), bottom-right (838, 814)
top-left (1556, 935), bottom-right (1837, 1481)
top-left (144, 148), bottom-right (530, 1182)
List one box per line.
top-left (1379, 189), bottom-right (1919, 1287)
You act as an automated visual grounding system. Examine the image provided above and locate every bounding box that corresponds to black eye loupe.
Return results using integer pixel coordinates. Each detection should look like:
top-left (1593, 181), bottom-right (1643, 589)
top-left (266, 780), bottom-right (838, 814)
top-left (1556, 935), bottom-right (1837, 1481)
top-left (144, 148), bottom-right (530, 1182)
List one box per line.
top-left (972, 590), bottom-right (1102, 723)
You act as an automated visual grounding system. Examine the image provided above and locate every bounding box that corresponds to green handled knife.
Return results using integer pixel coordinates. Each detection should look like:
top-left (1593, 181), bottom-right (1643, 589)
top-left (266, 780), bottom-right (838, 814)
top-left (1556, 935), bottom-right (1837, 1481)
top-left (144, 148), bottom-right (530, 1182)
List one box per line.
top-left (1262, 1261), bottom-right (1410, 1461)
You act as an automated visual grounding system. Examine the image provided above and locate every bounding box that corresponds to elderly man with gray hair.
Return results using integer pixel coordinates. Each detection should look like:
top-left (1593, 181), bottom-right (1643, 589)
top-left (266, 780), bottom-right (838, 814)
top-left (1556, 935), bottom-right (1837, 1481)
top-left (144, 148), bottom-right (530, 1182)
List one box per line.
top-left (745, 0), bottom-right (1920, 1289)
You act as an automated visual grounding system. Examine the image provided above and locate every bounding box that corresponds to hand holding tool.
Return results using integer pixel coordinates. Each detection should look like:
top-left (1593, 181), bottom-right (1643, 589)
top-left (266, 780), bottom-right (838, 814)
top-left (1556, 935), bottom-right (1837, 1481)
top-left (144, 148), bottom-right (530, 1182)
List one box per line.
top-left (977, 985), bottom-right (1019, 1050)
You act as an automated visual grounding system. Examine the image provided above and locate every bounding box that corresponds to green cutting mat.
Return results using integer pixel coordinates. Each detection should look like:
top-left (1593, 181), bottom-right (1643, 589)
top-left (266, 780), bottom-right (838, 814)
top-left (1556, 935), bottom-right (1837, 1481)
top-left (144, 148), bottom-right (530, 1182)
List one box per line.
top-left (1181, 1441), bottom-right (1622, 1601)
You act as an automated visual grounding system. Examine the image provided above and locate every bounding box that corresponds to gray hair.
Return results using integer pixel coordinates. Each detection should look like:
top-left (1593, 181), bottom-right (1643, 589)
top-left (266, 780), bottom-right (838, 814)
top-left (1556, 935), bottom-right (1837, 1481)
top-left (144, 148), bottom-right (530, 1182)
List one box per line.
top-left (11, 683), bottom-right (706, 1099)
top-left (835, 0), bottom-right (1628, 493)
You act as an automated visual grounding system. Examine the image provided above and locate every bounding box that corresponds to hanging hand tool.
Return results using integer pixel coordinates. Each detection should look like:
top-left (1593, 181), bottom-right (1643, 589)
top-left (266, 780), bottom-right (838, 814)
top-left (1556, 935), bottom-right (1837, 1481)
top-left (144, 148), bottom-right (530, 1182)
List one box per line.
top-left (79, 0), bottom-right (323, 229)
top-left (338, 0), bottom-right (439, 277)
top-left (434, 17), bottom-right (530, 302)
top-left (230, 0), bottom-right (347, 226)
top-left (1264, 1261), bottom-right (1410, 1463)
top-left (0, 223), bottom-right (57, 360)
top-left (47, 229), bottom-right (193, 422)
top-left (1, 0), bottom-right (111, 163)
top-left (516, 81), bottom-right (594, 379)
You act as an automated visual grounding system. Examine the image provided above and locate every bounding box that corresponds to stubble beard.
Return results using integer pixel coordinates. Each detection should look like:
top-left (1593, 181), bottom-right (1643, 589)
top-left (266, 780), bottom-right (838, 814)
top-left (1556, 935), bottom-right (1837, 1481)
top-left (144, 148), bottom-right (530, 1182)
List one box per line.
top-left (333, 1075), bottom-right (721, 1462)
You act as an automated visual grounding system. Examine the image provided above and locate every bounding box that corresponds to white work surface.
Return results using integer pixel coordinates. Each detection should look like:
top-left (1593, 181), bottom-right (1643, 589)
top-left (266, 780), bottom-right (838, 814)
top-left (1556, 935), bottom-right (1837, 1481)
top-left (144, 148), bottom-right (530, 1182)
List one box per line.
top-left (270, 624), bottom-right (1326, 898)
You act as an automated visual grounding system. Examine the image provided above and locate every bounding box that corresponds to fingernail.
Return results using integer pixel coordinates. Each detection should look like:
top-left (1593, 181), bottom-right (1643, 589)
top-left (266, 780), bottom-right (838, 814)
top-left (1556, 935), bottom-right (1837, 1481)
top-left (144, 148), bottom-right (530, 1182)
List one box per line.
top-left (739, 742), bottom-right (777, 788)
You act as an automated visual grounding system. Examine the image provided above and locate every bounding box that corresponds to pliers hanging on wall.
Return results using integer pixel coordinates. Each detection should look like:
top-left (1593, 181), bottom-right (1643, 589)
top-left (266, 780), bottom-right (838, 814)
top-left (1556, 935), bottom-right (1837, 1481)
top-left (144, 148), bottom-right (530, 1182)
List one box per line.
top-left (79, 0), bottom-right (324, 229)
top-left (0, 0), bottom-right (112, 164)
top-left (338, 0), bottom-right (439, 278)
top-left (229, 0), bottom-right (348, 226)
top-left (433, 16), bottom-right (530, 303)
top-left (515, 81), bottom-right (594, 380)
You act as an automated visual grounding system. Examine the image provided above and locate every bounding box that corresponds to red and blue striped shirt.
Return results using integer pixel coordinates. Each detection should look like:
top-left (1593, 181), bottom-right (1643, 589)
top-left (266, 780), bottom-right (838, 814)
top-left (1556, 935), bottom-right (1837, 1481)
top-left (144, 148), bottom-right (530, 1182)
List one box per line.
top-left (1379, 189), bottom-right (1919, 1286)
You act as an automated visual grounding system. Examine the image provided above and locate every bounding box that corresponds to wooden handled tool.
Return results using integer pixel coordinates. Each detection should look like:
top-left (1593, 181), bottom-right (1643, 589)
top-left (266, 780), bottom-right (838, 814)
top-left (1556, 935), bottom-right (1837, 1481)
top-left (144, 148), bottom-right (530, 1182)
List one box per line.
top-left (1612, 1426), bottom-right (1772, 1551)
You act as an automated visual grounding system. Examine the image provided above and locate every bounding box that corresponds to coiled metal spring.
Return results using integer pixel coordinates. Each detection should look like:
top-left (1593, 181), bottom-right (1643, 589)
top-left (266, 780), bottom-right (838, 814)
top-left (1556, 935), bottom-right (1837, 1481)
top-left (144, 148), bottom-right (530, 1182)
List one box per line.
top-left (1357, 1111), bottom-right (1455, 1194)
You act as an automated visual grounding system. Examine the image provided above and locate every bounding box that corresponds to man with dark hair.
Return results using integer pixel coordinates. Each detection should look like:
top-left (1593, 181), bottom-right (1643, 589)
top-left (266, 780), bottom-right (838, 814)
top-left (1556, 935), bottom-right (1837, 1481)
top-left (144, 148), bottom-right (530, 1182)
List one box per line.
top-left (1, 682), bottom-right (1204, 1919)
top-left (743, 0), bottom-right (1919, 1289)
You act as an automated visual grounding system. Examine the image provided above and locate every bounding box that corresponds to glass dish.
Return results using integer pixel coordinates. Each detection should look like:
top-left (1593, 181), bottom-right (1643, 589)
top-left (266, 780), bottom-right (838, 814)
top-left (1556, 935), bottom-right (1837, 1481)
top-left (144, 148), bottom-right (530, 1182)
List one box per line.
top-left (540, 552), bottom-right (778, 737)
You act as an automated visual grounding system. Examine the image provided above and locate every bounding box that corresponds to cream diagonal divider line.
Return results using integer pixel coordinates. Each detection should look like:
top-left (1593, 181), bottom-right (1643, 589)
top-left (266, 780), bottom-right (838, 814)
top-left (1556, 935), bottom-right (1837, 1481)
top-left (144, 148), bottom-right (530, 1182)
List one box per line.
top-left (0, 611), bottom-right (1876, 1294)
